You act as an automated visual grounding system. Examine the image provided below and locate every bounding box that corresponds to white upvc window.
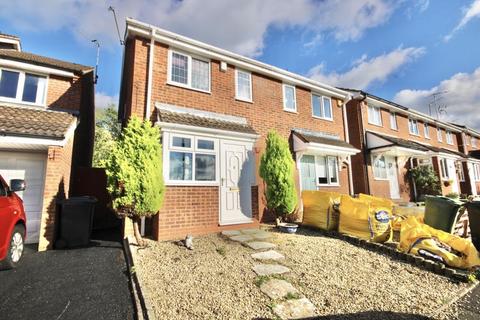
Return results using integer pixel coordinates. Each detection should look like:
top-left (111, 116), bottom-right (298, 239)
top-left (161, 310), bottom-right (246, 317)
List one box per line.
top-left (437, 127), bottom-right (443, 142)
top-left (457, 162), bottom-right (465, 182)
top-left (372, 155), bottom-right (388, 180)
top-left (473, 137), bottom-right (478, 148)
top-left (424, 123), bottom-right (430, 138)
top-left (367, 105), bottom-right (382, 126)
top-left (315, 155), bottom-right (339, 186)
top-left (235, 69), bottom-right (252, 102)
top-left (166, 133), bottom-right (218, 185)
top-left (440, 158), bottom-right (450, 180)
top-left (408, 118), bottom-right (419, 135)
top-left (168, 50), bottom-right (211, 93)
top-left (474, 164), bottom-right (480, 181)
top-left (446, 130), bottom-right (454, 145)
top-left (283, 84), bottom-right (296, 112)
top-left (0, 68), bottom-right (47, 106)
top-left (389, 112), bottom-right (398, 130)
top-left (465, 135), bottom-right (470, 146)
top-left (311, 94), bottom-right (333, 120)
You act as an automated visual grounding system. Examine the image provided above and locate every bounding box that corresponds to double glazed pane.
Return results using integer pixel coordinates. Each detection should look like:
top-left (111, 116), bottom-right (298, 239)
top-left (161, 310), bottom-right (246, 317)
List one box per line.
top-left (373, 156), bottom-right (387, 179)
top-left (284, 85), bottom-right (295, 110)
top-left (172, 136), bottom-right (191, 148)
top-left (236, 71), bottom-right (251, 100)
top-left (22, 74), bottom-right (46, 103)
top-left (195, 154), bottom-right (215, 181)
top-left (191, 58), bottom-right (209, 91)
top-left (169, 152), bottom-right (192, 180)
top-left (0, 70), bottom-right (19, 98)
top-left (171, 53), bottom-right (188, 84)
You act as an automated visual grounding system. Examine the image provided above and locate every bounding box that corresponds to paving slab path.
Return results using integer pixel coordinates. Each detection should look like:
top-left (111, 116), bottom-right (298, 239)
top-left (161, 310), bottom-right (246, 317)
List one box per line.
top-left (251, 250), bottom-right (285, 261)
top-left (245, 241), bottom-right (276, 250)
top-left (252, 264), bottom-right (290, 276)
top-left (260, 279), bottom-right (298, 300)
top-left (273, 298), bottom-right (316, 320)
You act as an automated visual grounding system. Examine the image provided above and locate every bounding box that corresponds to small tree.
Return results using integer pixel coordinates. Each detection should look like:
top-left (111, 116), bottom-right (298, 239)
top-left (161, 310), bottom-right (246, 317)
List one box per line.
top-left (93, 104), bottom-right (121, 167)
top-left (104, 117), bottom-right (165, 246)
top-left (410, 165), bottom-right (441, 200)
top-left (259, 130), bottom-right (298, 222)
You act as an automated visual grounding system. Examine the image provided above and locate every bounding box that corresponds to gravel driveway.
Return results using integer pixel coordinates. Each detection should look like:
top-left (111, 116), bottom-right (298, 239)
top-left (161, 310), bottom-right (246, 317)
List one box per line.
top-left (136, 226), bottom-right (468, 319)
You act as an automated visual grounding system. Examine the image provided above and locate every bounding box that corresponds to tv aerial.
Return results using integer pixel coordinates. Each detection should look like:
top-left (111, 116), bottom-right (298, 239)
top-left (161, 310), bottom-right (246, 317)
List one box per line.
top-left (428, 91), bottom-right (448, 119)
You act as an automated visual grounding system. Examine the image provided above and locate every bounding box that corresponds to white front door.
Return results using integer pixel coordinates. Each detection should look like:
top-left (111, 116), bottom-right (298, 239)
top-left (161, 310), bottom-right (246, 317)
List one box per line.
top-left (447, 159), bottom-right (459, 193)
top-left (385, 155), bottom-right (400, 199)
top-left (0, 151), bottom-right (47, 243)
top-left (220, 141), bottom-right (253, 225)
top-left (468, 162), bottom-right (477, 196)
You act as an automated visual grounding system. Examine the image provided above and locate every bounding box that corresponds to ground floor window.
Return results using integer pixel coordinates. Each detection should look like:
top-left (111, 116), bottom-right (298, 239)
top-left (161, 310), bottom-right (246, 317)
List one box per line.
top-left (299, 154), bottom-right (339, 190)
top-left (474, 164), bottom-right (480, 181)
top-left (440, 158), bottom-right (450, 180)
top-left (166, 133), bottom-right (218, 184)
top-left (372, 155), bottom-right (387, 180)
top-left (457, 162), bottom-right (465, 182)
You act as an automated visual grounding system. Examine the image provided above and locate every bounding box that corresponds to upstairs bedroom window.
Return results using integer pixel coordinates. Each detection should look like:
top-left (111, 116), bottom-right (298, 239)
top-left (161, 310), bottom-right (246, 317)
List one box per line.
top-left (283, 84), bottom-right (296, 112)
top-left (0, 69), bottom-right (47, 106)
top-left (390, 112), bottom-right (397, 130)
top-left (235, 69), bottom-right (252, 102)
top-left (367, 105), bottom-right (382, 126)
top-left (408, 118), bottom-right (419, 135)
top-left (446, 130), bottom-right (454, 145)
top-left (312, 94), bottom-right (332, 120)
top-left (424, 123), bottom-right (430, 138)
top-left (437, 127), bottom-right (443, 142)
top-left (168, 50), bottom-right (210, 93)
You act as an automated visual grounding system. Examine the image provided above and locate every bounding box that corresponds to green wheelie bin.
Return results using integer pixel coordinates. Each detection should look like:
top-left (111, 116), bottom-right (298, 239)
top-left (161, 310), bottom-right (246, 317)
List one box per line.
top-left (424, 196), bottom-right (463, 233)
top-left (465, 201), bottom-right (480, 251)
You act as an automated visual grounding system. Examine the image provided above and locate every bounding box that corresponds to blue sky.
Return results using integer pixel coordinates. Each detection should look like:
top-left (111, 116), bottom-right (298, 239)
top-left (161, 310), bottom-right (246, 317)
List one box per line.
top-left (0, 0), bottom-right (479, 128)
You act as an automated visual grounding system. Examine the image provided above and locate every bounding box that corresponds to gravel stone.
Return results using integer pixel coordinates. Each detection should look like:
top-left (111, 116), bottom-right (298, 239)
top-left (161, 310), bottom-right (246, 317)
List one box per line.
top-left (272, 298), bottom-right (316, 319)
top-left (221, 230), bottom-right (241, 236)
top-left (260, 279), bottom-right (298, 300)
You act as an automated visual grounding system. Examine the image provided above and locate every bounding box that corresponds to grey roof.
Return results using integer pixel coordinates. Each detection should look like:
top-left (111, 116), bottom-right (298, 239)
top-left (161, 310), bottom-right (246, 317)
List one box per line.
top-left (157, 109), bottom-right (257, 135)
top-left (366, 131), bottom-right (430, 152)
top-left (0, 49), bottom-right (93, 74)
top-left (292, 129), bottom-right (356, 150)
top-left (0, 104), bottom-right (76, 139)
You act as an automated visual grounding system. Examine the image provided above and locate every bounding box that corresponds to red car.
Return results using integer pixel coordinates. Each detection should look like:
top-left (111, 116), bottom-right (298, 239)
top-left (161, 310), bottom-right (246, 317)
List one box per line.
top-left (0, 175), bottom-right (26, 269)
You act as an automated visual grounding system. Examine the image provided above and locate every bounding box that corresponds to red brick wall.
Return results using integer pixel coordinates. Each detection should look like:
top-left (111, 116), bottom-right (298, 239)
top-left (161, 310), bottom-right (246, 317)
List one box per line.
top-left (47, 75), bottom-right (82, 111)
top-left (122, 36), bottom-right (352, 239)
top-left (38, 135), bottom-right (74, 251)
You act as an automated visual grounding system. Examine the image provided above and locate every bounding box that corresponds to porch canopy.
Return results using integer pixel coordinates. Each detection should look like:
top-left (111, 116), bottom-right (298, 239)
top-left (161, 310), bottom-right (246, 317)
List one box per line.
top-left (426, 145), bottom-right (467, 161)
top-left (292, 128), bottom-right (359, 162)
top-left (365, 131), bottom-right (429, 157)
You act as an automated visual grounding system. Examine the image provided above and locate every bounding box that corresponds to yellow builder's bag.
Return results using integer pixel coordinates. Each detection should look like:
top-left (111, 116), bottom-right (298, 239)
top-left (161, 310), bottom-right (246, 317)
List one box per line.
top-left (302, 191), bottom-right (341, 230)
top-left (359, 193), bottom-right (394, 209)
top-left (399, 216), bottom-right (480, 269)
top-left (338, 195), bottom-right (392, 242)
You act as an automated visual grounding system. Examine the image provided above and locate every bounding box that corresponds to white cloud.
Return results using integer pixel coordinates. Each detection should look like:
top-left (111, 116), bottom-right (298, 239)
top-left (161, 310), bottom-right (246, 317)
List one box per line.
top-left (444, 0), bottom-right (480, 42)
top-left (394, 67), bottom-right (480, 130)
top-left (0, 0), bottom-right (399, 57)
top-left (95, 92), bottom-right (119, 109)
top-left (308, 46), bottom-right (425, 89)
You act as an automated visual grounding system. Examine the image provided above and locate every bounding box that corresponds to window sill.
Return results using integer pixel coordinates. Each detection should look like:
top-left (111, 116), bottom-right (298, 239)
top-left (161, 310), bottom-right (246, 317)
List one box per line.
top-left (317, 184), bottom-right (340, 187)
top-left (312, 115), bottom-right (333, 122)
top-left (166, 81), bottom-right (211, 94)
top-left (0, 97), bottom-right (46, 108)
top-left (373, 177), bottom-right (389, 181)
top-left (368, 122), bottom-right (383, 128)
top-left (165, 181), bottom-right (220, 187)
top-left (235, 97), bottom-right (253, 104)
top-left (283, 108), bottom-right (298, 114)
top-left (409, 133), bottom-right (421, 137)
top-left (390, 128), bottom-right (398, 131)
top-left (425, 137), bottom-right (431, 140)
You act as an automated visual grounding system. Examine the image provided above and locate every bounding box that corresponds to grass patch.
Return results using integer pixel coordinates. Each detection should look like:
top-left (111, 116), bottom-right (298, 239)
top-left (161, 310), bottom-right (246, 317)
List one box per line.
top-left (254, 274), bottom-right (287, 287)
top-left (284, 292), bottom-right (301, 300)
top-left (216, 246), bottom-right (226, 257)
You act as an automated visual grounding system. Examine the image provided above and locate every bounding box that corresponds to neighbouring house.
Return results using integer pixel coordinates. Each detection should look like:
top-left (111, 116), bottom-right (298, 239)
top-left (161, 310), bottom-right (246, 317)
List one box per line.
top-left (451, 124), bottom-right (480, 196)
top-left (0, 33), bottom-right (95, 251)
top-left (344, 89), bottom-right (466, 202)
top-left (118, 18), bottom-right (359, 240)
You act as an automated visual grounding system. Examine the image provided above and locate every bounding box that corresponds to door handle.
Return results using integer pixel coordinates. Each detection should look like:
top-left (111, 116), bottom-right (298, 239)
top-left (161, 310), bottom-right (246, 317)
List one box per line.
top-left (13, 210), bottom-right (18, 215)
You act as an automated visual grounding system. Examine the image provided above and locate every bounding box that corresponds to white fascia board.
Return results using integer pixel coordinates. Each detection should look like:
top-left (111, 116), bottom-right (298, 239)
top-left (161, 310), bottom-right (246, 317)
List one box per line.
top-left (0, 59), bottom-right (75, 78)
top-left (156, 122), bottom-right (259, 142)
top-left (370, 146), bottom-right (427, 157)
top-left (293, 135), bottom-right (359, 156)
top-left (430, 151), bottom-right (462, 160)
top-left (0, 135), bottom-right (64, 147)
top-left (126, 20), bottom-right (349, 100)
top-left (365, 97), bottom-right (461, 133)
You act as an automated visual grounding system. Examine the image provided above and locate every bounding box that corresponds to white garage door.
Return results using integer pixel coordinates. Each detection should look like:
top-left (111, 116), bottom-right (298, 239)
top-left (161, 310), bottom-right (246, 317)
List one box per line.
top-left (0, 151), bottom-right (47, 244)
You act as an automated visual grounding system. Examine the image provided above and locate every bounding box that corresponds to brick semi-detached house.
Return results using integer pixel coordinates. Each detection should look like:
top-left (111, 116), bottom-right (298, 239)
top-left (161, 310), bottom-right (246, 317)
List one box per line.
top-left (118, 18), bottom-right (360, 240)
top-left (451, 124), bottom-right (480, 196)
top-left (344, 89), bottom-right (471, 202)
top-left (0, 34), bottom-right (95, 251)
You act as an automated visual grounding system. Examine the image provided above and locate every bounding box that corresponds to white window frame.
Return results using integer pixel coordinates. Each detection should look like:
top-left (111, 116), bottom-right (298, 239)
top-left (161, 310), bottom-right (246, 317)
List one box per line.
top-left (437, 127), bottom-right (443, 142)
top-left (367, 105), bottom-right (382, 126)
top-left (389, 112), bottom-right (398, 130)
top-left (446, 130), bottom-right (454, 145)
top-left (167, 49), bottom-right (211, 93)
top-left (282, 84), bottom-right (297, 112)
top-left (313, 155), bottom-right (339, 186)
top-left (311, 93), bottom-right (333, 121)
top-left (465, 135), bottom-right (470, 146)
top-left (424, 123), bottom-right (430, 139)
top-left (234, 68), bottom-right (252, 102)
top-left (440, 158), bottom-right (450, 180)
top-left (165, 133), bottom-right (219, 186)
top-left (472, 137), bottom-right (478, 148)
top-left (371, 154), bottom-right (388, 180)
top-left (474, 164), bottom-right (480, 181)
top-left (408, 118), bottom-right (419, 135)
top-left (457, 162), bottom-right (465, 182)
top-left (0, 67), bottom-right (48, 107)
